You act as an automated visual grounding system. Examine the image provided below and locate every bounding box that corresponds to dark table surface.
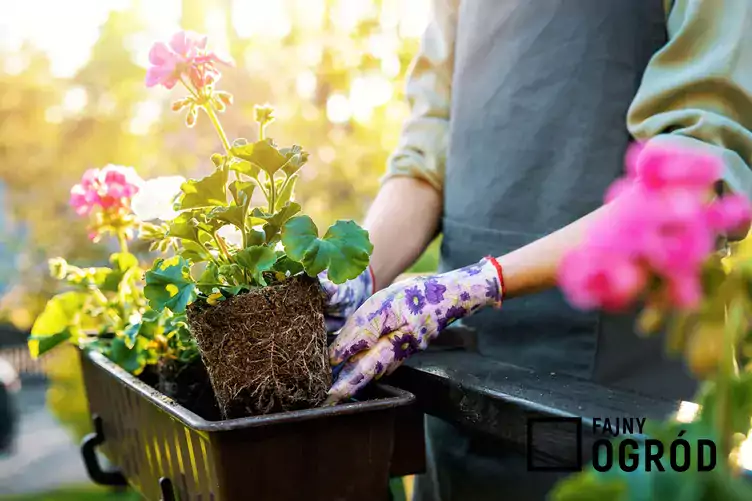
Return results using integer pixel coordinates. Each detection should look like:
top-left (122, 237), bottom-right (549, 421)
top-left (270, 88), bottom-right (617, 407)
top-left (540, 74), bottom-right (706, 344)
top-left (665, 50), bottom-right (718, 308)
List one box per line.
top-left (386, 334), bottom-right (685, 466)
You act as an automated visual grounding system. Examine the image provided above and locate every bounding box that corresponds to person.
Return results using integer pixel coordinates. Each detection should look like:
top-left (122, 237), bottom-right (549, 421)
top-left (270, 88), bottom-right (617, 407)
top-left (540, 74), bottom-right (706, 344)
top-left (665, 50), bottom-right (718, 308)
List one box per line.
top-left (319, 0), bottom-right (752, 499)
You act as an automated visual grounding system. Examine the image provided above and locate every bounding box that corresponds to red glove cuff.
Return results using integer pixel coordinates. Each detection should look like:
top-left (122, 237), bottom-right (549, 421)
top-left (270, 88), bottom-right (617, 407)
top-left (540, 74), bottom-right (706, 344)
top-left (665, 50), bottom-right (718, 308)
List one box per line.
top-left (485, 255), bottom-right (506, 301)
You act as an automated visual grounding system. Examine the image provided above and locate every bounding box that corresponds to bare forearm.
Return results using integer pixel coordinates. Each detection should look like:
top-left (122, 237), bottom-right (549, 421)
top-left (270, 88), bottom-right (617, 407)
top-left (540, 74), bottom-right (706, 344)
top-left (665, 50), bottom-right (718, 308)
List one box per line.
top-left (498, 203), bottom-right (617, 299)
top-left (364, 177), bottom-right (442, 290)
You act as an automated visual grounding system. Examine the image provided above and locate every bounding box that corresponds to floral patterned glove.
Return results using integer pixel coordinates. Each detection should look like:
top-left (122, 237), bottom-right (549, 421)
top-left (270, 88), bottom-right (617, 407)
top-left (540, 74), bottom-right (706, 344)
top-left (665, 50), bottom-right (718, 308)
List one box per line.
top-left (325, 257), bottom-right (504, 405)
top-left (319, 266), bottom-right (375, 333)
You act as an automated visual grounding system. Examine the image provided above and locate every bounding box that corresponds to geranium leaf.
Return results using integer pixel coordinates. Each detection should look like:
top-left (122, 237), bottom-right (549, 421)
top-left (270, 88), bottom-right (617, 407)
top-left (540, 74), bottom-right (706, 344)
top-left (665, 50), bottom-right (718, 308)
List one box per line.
top-left (279, 145), bottom-right (309, 177)
top-left (276, 174), bottom-right (298, 211)
top-left (197, 261), bottom-right (220, 295)
top-left (180, 240), bottom-right (210, 263)
top-left (207, 204), bottom-right (246, 228)
top-left (251, 202), bottom-right (302, 244)
top-left (109, 336), bottom-right (148, 375)
top-left (229, 180), bottom-right (255, 206)
top-left (231, 139), bottom-right (288, 175)
top-left (228, 159), bottom-right (261, 179)
top-left (281, 216), bottom-right (372, 284)
top-left (273, 255), bottom-right (304, 277)
top-left (178, 168), bottom-right (228, 210)
top-left (29, 291), bottom-right (90, 357)
top-left (144, 256), bottom-right (197, 313)
top-left (235, 245), bottom-right (277, 285)
top-left (168, 212), bottom-right (201, 243)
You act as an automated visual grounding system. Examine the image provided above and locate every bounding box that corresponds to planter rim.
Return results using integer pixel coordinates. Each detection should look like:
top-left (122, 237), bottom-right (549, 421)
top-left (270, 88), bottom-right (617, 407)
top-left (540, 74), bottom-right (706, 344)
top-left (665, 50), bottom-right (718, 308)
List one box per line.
top-left (85, 350), bottom-right (415, 432)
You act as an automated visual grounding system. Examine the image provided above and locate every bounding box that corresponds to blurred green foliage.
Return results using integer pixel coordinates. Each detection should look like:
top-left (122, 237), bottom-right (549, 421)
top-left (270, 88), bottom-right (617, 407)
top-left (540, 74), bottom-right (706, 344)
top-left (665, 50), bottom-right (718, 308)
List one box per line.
top-left (0, 485), bottom-right (141, 501)
top-left (0, 0), bottom-right (428, 329)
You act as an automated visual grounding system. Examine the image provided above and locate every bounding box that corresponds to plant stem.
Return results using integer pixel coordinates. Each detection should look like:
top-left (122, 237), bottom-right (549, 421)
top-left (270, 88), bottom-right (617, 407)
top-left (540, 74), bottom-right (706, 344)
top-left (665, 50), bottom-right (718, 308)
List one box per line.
top-left (213, 232), bottom-right (232, 262)
top-left (719, 295), bottom-right (743, 460)
top-left (203, 103), bottom-right (232, 155)
top-left (268, 172), bottom-right (277, 213)
top-left (117, 229), bottom-right (129, 255)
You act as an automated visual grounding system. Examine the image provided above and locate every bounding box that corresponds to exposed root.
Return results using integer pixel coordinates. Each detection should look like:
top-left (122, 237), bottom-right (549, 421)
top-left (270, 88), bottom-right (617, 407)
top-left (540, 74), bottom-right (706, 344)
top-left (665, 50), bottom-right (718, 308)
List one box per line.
top-left (187, 274), bottom-right (331, 419)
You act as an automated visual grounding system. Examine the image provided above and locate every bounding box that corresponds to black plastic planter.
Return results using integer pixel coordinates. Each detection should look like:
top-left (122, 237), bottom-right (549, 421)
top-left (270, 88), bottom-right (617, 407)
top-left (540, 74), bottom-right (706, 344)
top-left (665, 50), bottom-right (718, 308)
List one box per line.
top-left (78, 350), bottom-right (425, 501)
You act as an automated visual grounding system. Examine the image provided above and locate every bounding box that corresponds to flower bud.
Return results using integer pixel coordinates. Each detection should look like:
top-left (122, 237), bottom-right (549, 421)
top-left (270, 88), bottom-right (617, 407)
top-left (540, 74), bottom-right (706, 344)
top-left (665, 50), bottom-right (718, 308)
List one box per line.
top-left (185, 107), bottom-right (198, 128)
top-left (215, 91), bottom-right (233, 107)
top-left (254, 104), bottom-right (275, 125)
top-left (48, 258), bottom-right (68, 280)
top-left (211, 153), bottom-right (225, 167)
top-left (171, 98), bottom-right (191, 112)
top-left (213, 97), bottom-right (226, 113)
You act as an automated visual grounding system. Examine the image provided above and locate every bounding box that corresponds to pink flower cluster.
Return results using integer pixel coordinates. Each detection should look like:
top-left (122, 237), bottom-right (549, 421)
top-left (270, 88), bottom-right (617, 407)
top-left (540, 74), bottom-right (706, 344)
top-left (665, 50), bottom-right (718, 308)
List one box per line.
top-left (69, 165), bottom-right (143, 216)
top-left (146, 31), bottom-right (231, 91)
top-left (559, 142), bottom-right (751, 311)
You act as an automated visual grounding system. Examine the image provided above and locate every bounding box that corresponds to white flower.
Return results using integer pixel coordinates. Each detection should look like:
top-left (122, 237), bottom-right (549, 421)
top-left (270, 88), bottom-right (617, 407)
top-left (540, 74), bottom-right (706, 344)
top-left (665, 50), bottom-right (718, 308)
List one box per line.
top-left (131, 176), bottom-right (186, 221)
top-left (217, 225), bottom-right (243, 248)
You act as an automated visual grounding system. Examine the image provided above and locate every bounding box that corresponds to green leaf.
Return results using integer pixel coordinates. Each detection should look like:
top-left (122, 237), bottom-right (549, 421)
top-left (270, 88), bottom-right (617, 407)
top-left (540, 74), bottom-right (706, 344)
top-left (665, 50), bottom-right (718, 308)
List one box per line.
top-left (178, 168), bottom-right (228, 210)
top-left (207, 204), bottom-right (245, 229)
top-left (276, 174), bottom-right (298, 211)
top-left (281, 217), bottom-right (372, 284)
top-left (246, 228), bottom-right (265, 246)
top-left (251, 202), bottom-right (302, 243)
top-left (123, 322), bottom-right (142, 349)
top-left (180, 240), bottom-right (210, 263)
top-left (28, 330), bottom-right (72, 359)
top-left (29, 291), bottom-right (89, 357)
top-left (231, 139), bottom-right (288, 175)
top-left (111, 252), bottom-right (139, 272)
top-left (109, 336), bottom-right (148, 375)
top-left (218, 263), bottom-right (245, 285)
top-left (697, 373), bottom-right (752, 436)
top-left (550, 471), bottom-right (628, 501)
top-left (279, 145), bottom-right (309, 177)
top-left (273, 255), bottom-right (305, 277)
top-left (168, 212), bottom-right (201, 243)
top-left (228, 158), bottom-right (261, 179)
top-left (98, 252), bottom-right (140, 292)
top-left (235, 246), bottom-right (277, 285)
top-left (197, 262), bottom-right (220, 295)
top-left (144, 257), bottom-right (197, 313)
top-left (229, 180), bottom-right (255, 206)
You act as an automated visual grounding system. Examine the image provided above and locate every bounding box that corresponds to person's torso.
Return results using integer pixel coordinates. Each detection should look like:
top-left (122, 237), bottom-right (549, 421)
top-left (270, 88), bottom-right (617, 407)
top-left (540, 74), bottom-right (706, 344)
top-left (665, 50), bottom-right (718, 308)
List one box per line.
top-left (440, 0), bottom-right (696, 401)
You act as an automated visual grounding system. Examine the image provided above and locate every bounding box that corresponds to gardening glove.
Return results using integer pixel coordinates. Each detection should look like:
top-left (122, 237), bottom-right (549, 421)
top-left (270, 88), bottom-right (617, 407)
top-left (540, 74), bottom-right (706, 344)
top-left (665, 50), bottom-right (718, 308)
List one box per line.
top-left (325, 257), bottom-right (504, 405)
top-left (318, 266), bottom-right (376, 333)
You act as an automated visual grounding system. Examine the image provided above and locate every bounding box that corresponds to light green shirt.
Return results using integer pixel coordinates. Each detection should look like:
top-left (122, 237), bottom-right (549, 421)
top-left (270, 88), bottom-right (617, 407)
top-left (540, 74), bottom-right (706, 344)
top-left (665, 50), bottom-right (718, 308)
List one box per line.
top-left (385, 0), bottom-right (752, 201)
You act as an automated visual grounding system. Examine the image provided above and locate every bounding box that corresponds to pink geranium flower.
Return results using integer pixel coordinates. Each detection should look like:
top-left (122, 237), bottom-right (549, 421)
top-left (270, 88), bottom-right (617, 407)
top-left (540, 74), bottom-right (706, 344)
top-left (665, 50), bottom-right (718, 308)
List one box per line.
top-left (706, 194), bottom-right (752, 234)
top-left (632, 142), bottom-right (721, 194)
top-left (560, 139), bottom-right (750, 313)
top-left (145, 31), bottom-right (232, 90)
top-left (558, 246), bottom-right (648, 312)
top-left (69, 165), bottom-right (143, 216)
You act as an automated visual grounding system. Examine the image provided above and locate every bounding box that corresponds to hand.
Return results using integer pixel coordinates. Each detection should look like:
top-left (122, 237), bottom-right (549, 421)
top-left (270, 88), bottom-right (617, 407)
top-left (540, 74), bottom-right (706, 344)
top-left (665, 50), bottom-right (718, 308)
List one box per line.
top-left (319, 266), bottom-right (375, 333)
top-left (325, 257), bottom-right (504, 404)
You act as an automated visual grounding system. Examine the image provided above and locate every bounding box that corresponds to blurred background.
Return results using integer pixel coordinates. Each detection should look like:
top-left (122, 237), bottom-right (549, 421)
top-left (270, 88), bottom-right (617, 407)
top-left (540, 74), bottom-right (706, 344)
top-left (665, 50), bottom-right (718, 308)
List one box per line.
top-left (0, 0), bottom-right (438, 498)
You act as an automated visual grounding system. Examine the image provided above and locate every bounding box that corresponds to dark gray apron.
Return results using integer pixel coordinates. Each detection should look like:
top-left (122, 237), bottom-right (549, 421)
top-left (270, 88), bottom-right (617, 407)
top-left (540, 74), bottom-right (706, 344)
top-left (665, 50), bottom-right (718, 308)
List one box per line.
top-left (414, 1), bottom-right (697, 499)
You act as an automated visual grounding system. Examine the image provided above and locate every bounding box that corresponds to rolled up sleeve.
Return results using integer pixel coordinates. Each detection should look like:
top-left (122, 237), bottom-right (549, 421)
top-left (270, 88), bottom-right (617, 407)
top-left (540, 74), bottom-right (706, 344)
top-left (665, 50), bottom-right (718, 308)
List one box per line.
top-left (627, 0), bottom-right (752, 203)
top-left (382, 0), bottom-right (458, 193)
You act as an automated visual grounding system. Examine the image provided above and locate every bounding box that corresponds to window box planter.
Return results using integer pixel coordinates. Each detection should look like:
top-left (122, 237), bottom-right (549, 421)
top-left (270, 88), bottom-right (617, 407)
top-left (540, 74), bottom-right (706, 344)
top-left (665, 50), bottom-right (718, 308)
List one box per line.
top-left (78, 349), bottom-right (424, 501)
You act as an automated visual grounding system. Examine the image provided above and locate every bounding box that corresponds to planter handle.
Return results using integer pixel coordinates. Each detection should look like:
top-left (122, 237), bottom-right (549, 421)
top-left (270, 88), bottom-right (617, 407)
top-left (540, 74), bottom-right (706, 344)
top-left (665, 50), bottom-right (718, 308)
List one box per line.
top-left (159, 477), bottom-right (176, 501)
top-left (80, 414), bottom-right (128, 487)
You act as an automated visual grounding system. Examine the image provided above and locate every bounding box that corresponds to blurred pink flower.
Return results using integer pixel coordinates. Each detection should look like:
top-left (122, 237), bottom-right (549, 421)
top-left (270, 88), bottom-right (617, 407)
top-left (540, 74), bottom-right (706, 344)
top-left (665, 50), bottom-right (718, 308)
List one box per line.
top-left (633, 142), bottom-right (721, 194)
top-left (706, 194), bottom-right (752, 234)
top-left (145, 31), bottom-right (232, 90)
top-left (558, 246), bottom-right (648, 312)
top-left (640, 190), bottom-right (715, 275)
top-left (69, 165), bottom-right (143, 216)
top-left (665, 273), bottom-right (703, 309)
top-left (560, 140), bottom-right (748, 313)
